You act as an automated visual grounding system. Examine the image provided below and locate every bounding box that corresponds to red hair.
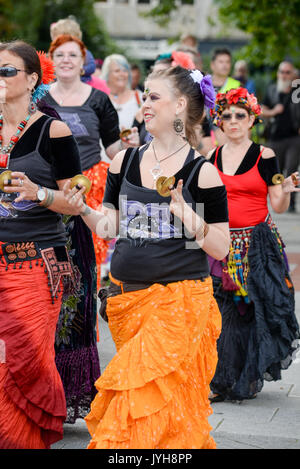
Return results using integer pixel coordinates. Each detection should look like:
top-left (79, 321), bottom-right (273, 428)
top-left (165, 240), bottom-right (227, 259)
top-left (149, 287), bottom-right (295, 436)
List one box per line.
top-left (49, 34), bottom-right (86, 60)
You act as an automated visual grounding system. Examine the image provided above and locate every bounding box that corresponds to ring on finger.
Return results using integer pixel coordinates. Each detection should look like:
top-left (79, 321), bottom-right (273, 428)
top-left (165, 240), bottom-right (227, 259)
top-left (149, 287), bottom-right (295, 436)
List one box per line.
top-left (19, 179), bottom-right (24, 186)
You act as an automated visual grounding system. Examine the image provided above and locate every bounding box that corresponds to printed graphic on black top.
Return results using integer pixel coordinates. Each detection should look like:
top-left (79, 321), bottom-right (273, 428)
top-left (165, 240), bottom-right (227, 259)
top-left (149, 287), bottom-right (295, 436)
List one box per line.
top-left (0, 192), bottom-right (38, 218)
top-left (58, 112), bottom-right (89, 137)
top-left (120, 197), bottom-right (181, 245)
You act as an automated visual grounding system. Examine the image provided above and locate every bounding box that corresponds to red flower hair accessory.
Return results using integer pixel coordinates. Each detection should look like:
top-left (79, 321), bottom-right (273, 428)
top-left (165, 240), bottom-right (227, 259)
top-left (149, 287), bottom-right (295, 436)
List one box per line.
top-left (171, 51), bottom-right (196, 70)
top-left (32, 51), bottom-right (56, 103)
top-left (210, 87), bottom-right (262, 127)
top-left (37, 51), bottom-right (55, 84)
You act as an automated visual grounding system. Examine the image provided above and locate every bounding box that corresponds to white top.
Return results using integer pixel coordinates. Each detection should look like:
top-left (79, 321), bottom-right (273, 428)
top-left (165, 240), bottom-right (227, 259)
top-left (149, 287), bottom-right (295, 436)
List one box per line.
top-left (112, 90), bottom-right (143, 129)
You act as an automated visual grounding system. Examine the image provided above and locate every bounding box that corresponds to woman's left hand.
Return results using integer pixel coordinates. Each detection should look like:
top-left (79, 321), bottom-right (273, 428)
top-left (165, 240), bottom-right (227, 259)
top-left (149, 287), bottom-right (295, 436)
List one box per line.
top-left (169, 180), bottom-right (186, 221)
top-left (3, 172), bottom-right (39, 203)
top-left (122, 126), bottom-right (140, 147)
top-left (282, 172), bottom-right (300, 193)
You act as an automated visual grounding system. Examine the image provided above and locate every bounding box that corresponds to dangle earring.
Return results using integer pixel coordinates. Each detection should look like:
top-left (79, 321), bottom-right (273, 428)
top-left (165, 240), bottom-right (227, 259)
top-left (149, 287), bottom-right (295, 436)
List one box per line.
top-left (28, 89), bottom-right (37, 115)
top-left (173, 113), bottom-right (186, 140)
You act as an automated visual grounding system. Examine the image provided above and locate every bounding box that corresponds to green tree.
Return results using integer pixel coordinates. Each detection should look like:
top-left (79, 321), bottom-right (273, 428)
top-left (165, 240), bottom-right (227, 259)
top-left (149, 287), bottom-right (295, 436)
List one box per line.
top-left (214, 0), bottom-right (300, 68)
top-left (145, 0), bottom-right (300, 67)
top-left (0, 0), bottom-right (121, 58)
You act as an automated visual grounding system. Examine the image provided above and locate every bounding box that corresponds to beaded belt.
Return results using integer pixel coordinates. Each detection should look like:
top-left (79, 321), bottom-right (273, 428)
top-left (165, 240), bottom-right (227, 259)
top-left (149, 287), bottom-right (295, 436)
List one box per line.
top-left (222, 214), bottom-right (284, 302)
top-left (0, 242), bottom-right (80, 303)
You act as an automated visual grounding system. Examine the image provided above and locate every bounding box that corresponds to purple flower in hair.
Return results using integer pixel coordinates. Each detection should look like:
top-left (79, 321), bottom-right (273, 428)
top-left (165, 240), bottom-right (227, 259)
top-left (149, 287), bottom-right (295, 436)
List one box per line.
top-left (190, 70), bottom-right (216, 109)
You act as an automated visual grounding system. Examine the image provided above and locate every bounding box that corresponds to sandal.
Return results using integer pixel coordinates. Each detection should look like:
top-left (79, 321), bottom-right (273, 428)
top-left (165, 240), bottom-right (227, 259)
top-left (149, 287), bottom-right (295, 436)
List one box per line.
top-left (208, 393), bottom-right (225, 403)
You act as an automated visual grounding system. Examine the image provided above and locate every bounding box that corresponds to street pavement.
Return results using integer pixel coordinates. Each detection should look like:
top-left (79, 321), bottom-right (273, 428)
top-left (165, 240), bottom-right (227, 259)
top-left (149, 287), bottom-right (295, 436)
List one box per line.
top-left (52, 200), bottom-right (300, 450)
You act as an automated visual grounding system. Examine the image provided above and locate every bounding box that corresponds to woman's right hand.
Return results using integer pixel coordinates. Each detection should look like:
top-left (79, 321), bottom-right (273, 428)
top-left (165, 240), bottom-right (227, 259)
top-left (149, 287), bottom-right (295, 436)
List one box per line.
top-left (63, 180), bottom-right (87, 215)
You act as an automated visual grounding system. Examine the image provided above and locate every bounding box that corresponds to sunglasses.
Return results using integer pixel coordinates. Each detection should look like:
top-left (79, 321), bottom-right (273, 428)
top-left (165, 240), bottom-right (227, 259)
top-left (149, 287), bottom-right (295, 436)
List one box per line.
top-left (0, 67), bottom-right (26, 77)
top-left (222, 112), bottom-right (248, 121)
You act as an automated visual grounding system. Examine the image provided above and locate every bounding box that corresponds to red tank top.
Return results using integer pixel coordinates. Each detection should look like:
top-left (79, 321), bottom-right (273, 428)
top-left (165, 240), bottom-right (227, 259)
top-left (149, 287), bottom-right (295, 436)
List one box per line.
top-left (213, 146), bottom-right (268, 228)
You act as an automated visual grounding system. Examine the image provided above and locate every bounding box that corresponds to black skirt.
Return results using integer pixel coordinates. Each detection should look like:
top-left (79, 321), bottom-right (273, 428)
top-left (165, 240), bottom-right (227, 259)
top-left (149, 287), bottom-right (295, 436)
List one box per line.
top-left (211, 222), bottom-right (299, 400)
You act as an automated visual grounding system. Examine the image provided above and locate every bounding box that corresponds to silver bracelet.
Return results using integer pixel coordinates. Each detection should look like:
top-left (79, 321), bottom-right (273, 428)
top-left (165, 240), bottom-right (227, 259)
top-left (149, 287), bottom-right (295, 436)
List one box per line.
top-left (119, 139), bottom-right (124, 151)
top-left (42, 188), bottom-right (54, 208)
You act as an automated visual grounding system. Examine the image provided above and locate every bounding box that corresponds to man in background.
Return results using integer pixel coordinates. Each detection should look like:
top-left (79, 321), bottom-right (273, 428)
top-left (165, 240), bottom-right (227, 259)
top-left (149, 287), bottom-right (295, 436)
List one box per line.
top-left (262, 61), bottom-right (300, 212)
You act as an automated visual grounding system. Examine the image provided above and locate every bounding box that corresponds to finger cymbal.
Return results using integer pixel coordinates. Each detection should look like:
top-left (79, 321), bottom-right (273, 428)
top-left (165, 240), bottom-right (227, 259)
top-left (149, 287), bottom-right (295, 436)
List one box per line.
top-left (120, 129), bottom-right (132, 141)
top-left (70, 174), bottom-right (92, 194)
top-left (291, 173), bottom-right (299, 187)
top-left (156, 176), bottom-right (175, 197)
top-left (271, 173), bottom-right (284, 185)
top-left (0, 170), bottom-right (12, 192)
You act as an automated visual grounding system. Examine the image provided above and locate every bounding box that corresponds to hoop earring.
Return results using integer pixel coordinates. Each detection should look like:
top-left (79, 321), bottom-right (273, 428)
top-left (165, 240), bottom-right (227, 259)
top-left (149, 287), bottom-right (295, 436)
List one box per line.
top-left (173, 116), bottom-right (187, 141)
top-left (173, 117), bottom-right (184, 135)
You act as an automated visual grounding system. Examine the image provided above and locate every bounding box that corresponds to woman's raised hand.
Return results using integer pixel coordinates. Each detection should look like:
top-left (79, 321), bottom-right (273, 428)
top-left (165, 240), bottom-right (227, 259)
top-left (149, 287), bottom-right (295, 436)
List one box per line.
top-left (282, 171), bottom-right (300, 193)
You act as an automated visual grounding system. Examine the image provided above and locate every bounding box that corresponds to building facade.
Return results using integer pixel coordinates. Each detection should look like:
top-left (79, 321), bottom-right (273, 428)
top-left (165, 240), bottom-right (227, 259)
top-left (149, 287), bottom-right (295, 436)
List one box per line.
top-left (94, 0), bottom-right (248, 60)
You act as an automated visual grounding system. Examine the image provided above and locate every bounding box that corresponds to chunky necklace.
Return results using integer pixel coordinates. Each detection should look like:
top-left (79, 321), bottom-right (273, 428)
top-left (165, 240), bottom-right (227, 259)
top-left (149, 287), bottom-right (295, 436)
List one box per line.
top-left (0, 113), bottom-right (31, 169)
top-left (150, 141), bottom-right (188, 185)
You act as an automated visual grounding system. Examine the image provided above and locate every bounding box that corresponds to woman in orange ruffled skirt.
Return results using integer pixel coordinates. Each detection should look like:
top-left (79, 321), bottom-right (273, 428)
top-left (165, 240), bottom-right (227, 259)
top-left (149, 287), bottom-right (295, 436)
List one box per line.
top-left (64, 65), bottom-right (230, 448)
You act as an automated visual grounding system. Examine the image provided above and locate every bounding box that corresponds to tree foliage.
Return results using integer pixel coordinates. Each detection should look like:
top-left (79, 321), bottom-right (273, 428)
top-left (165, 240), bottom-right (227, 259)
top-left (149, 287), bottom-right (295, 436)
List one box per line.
top-left (214, 0), bottom-right (300, 67)
top-left (0, 0), bottom-right (121, 58)
top-left (145, 0), bottom-right (300, 67)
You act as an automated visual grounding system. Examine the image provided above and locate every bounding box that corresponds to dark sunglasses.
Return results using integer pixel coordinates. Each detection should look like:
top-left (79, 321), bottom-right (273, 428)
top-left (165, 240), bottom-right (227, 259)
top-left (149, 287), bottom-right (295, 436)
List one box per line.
top-left (222, 112), bottom-right (248, 121)
top-left (0, 66), bottom-right (26, 77)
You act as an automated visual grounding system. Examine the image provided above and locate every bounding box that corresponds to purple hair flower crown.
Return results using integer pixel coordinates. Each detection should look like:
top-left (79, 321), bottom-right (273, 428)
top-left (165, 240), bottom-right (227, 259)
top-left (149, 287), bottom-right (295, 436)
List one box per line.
top-left (189, 69), bottom-right (216, 109)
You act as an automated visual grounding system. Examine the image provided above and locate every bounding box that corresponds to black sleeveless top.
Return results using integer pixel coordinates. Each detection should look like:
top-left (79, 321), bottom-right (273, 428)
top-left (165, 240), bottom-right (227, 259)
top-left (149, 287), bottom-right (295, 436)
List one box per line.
top-left (0, 116), bottom-right (81, 247)
top-left (104, 145), bottom-right (229, 284)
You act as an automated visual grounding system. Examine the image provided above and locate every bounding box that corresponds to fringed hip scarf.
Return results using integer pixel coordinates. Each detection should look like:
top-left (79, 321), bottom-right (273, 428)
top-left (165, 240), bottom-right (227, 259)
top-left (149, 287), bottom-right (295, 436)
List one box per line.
top-left (221, 214), bottom-right (285, 303)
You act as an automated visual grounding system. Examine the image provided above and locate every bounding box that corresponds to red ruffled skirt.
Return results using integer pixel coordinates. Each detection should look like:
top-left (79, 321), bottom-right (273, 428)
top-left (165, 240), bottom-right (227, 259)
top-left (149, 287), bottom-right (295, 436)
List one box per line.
top-left (0, 244), bottom-right (66, 449)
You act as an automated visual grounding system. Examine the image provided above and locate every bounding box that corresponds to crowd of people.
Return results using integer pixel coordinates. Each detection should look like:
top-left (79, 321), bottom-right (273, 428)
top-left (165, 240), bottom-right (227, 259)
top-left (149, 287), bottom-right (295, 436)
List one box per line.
top-left (0, 17), bottom-right (299, 450)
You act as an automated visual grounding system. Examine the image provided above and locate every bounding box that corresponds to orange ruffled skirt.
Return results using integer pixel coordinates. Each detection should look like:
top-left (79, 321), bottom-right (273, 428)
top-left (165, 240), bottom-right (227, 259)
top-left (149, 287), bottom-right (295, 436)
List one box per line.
top-left (83, 161), bottom-right (110, 289)
top-left (85, 277), bottom-right (221, 449)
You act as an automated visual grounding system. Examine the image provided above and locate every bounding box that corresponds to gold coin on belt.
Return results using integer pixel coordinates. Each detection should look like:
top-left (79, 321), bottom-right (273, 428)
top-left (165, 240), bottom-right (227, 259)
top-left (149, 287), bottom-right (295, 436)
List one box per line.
top-left (0, 170), bottom-right (12, 192)
top-left (272, 173), bottom-right (284, 185)
top-left (156, 176), bottom-right (175, 197)
top-left (120, 129), bottom-right (132, 141)
top-left (70, 174), bottom-right (92, 194)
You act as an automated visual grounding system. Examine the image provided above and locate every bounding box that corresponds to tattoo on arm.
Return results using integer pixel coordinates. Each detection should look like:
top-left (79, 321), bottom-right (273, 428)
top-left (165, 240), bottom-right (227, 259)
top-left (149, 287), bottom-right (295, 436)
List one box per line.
top-left (80, 204), bottom-right (92, 217)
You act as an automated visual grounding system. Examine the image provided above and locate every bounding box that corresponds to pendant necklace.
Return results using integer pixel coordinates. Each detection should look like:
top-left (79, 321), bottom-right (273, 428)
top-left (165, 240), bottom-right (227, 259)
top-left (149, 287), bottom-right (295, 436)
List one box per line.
top-left (150, 141), bottom-right (188, 186)
top-left (0, 113), bottom-right (31, 169)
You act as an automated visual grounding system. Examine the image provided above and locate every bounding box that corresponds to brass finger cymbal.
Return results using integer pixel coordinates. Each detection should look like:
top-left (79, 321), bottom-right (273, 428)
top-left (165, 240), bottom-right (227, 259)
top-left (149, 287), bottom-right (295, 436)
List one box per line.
top-left (156, 176), bottom-right (175, 197)
top-left (120, 129), bottom-right (132, 141)
top-left (0, 170), bottom-right (12, 192)
top-left (70, 174), bottom-right (92, 194)
top-left (272, 173), bottom-right (284, 185)
top-left (291, 173), bottom-right (299, 186)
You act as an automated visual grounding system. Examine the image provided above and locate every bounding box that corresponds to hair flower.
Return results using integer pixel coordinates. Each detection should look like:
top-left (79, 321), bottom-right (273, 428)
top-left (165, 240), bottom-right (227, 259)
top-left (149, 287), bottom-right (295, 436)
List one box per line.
top-left (190, 70), bottom-right (216, 109)
top-left (32, 51), bottom-right (56, 103)
top-left (171, 51), bottom-right (196, 70)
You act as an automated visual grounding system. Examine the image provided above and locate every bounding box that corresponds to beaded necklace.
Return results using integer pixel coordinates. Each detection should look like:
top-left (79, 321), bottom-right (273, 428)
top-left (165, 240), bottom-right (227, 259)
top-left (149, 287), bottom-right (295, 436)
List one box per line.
top-left (0, 113), bottom-right (31, 169)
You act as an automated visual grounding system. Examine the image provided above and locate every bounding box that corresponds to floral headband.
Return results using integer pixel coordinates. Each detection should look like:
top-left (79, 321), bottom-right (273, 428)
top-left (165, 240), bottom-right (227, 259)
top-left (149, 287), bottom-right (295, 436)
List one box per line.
top-left (32, 51), bottom-right (55, 103)
top-left (210, 87), bottom-right (262, 127)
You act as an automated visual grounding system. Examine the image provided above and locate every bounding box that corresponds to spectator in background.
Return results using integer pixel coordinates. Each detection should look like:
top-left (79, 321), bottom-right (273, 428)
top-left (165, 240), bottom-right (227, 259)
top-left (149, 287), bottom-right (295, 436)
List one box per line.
top-left (233, 60), bottom-right (256, 94)
top-left (50, 18), bottom-right (110, 94)
top-left (210, 48), bottom-right (240, 94)
top-left (206, 48), bottom-right (240, 147)
top-left (179, 33), bottom-right (198, 49)
top-left (262, 60), bottom-right (300, 212)
top-left (131, 63), bottom-right (144, 91)
top-left (101, 54), bottom-right (143, 131)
